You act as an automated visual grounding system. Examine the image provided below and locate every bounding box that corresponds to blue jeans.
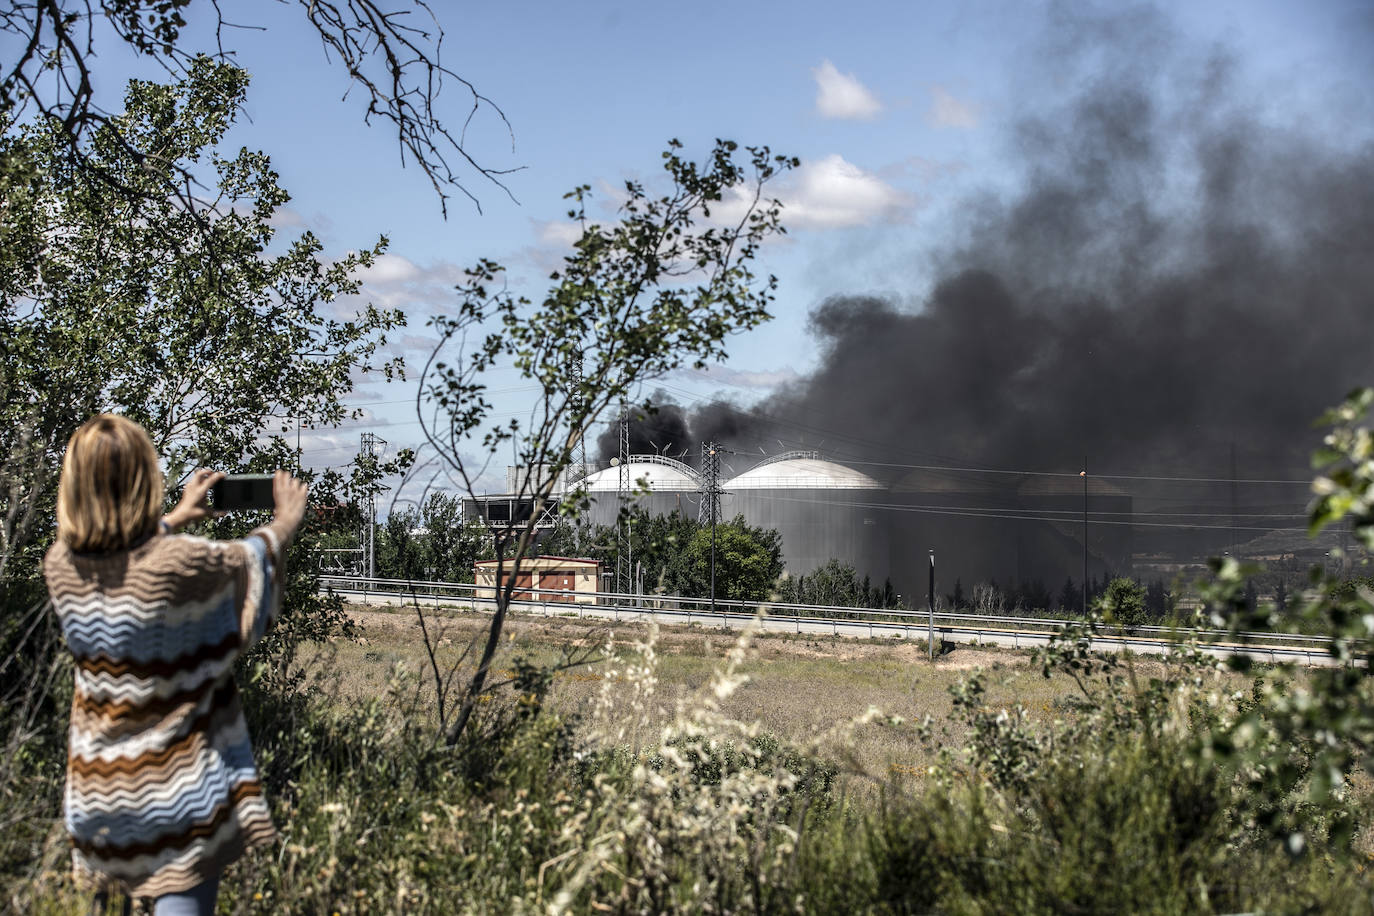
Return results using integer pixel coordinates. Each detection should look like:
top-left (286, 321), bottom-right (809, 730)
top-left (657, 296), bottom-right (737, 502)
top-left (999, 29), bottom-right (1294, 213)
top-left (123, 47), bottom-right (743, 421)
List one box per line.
top-left (154, 874), bottom-right (220, 916)
top-left (91, 874), bottom-right (219, 916)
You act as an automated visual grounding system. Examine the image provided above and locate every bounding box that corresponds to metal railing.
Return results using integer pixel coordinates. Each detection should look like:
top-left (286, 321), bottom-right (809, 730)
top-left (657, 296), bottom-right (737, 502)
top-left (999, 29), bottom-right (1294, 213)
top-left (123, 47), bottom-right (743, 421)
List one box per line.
top-left (319, 574), bottom-right (1336, 664)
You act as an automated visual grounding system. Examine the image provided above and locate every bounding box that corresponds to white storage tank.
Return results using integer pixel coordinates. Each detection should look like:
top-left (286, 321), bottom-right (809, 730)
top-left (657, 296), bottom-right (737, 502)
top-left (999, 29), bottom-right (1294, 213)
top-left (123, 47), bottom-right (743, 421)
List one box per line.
top-left (722, 452), bottom-right (889, 582)
top-left (577, 455), bottom-right (702, 527)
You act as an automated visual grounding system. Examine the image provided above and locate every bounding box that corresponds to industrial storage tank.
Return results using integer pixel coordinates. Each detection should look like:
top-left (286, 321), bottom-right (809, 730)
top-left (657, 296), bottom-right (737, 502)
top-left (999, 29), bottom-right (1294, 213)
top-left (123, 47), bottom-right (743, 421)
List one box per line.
top-left (887, 467), bottom-right (1021, 601)
top-left (722, 452), bottom-right (889, 583)
top-left (576, 454), bottom-right (702, 528)
top-left (886, 467), bottom-right (1133, 602)
top-left (1015, 474), bottom-right (1133, 583)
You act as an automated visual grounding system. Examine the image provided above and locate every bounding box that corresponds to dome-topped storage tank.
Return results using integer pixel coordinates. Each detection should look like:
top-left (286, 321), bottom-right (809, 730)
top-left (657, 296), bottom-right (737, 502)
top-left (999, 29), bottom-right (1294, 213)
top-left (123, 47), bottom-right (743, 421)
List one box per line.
top-left (578, 455), bottom-right (702, 528)
top-left (722, 452), bottom-right (889, 583)
top-left (727, 455), bottom-right (886, 490)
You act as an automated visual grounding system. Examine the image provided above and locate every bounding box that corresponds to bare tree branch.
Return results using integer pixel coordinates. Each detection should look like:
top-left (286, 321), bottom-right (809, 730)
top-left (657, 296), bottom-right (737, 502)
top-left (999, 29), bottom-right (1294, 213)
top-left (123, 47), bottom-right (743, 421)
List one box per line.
top-left (1, 0), bottom-right (517, 219)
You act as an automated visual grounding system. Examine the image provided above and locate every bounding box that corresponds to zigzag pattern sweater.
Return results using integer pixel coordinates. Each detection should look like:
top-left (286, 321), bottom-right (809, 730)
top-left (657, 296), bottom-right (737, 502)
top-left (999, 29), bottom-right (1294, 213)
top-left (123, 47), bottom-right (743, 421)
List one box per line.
top-left (44, 524), bottom-right (288, 897)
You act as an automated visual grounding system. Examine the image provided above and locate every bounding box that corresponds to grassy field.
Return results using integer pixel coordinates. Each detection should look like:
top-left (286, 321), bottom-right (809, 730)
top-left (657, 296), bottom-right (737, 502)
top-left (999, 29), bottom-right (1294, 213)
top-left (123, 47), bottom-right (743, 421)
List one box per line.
top-left (305, 602), bottom-right (1200, 785)
top-left (14, 601), bottom-right (1360, 913)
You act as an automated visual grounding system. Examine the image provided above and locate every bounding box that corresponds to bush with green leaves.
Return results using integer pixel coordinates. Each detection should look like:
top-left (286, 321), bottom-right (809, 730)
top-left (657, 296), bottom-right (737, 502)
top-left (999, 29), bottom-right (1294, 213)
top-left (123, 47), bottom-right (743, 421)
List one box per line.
top-left (776, 558), bottom-right (902, 613)
top-left (371, 494), bottom-right (495, 583)
top-left (563, 508), bottom-right (785, 602)
top-left (1098, 575), bottom-right (1150, 628)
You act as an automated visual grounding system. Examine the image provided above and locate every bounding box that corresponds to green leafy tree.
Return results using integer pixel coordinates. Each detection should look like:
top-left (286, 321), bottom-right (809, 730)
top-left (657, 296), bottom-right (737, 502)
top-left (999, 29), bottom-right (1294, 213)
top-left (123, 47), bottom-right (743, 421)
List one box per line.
top-left (419, 139), bottom-right (796, 744)
top-left (881, 577), bottom-right (899, 609)
top-left (1058, 577), bottom-right (1080, 614)
top-left (1012, 578), bottom-right (1052, 614)
top-left (778, 559), bottom-right (864, 610)
top-left (1097, 577), bottom-right (1148, 629)
top-left (781, 559), bottom-right (902, 614)
top-left (0, 59), bottom-right (404, 589)
top-left (632, 510), bottom-right (706, 596)
top-left (686, 517), bottom-right (784, 603)
top-left (376, 507), bottom-right (425, 580)
top-left (0, 61), bottom-right (409, 747)
top-left (420, 493), bottom-right (494, 582)
top-left (581, 508), bottom-right (784, 602)
top-left (602, 508), bottom-right (705, 597)
top-left (0, 61), bottom-right (409, 887)
top-left (947, 578), bottom-right (966, 610)
top-left (1144, 578), bottom-right (1168, 619)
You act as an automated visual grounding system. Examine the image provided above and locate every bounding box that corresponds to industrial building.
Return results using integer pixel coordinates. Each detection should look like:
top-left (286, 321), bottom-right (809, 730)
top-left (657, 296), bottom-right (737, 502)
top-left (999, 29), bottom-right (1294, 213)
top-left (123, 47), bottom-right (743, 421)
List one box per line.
top-left (474, 556), bottom-right (601, 603)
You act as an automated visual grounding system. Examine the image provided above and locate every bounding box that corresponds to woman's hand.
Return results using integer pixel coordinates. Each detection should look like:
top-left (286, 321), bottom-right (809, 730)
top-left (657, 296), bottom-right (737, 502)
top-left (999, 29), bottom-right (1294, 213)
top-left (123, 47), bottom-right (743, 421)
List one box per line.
top-left (272, 469), bottom-right (309, 538)
top-left (162, 469), bottom-right (226, 533)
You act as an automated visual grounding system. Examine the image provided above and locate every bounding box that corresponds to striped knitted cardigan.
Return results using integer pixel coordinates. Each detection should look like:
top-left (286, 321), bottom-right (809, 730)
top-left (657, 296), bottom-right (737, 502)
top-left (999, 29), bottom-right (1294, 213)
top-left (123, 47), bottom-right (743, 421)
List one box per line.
top-left (43, 524), bottom-right (288, 897)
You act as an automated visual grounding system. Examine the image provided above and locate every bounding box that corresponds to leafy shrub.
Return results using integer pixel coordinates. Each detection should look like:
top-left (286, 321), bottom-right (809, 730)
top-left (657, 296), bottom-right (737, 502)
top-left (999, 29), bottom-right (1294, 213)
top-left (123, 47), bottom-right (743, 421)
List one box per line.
top-left (1098, 576), bottom-right (1150, 629)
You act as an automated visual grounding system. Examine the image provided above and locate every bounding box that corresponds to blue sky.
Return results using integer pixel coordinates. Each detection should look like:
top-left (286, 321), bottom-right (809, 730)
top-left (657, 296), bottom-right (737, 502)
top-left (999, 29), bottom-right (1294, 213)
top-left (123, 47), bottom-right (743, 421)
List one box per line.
top-left (24, 0), bottom-right (1373, 495)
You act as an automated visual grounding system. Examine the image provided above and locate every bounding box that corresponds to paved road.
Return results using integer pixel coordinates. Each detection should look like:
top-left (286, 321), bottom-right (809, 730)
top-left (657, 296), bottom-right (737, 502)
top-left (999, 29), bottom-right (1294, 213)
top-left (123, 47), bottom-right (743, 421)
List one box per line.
top-left (331, 586), bottom-right (1336, 667)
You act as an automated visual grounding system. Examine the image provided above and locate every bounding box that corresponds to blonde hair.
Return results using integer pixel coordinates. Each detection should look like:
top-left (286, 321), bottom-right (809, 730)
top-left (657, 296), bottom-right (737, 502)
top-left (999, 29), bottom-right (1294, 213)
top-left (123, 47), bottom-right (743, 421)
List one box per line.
top-left (57, 415), bottom-right (164, 554)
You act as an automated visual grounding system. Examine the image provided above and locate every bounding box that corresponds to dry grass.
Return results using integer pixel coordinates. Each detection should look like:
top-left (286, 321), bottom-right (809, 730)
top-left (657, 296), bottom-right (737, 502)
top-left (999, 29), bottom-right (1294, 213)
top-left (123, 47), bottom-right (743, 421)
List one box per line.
top-left (300, 603), bottom-right (1202, 786)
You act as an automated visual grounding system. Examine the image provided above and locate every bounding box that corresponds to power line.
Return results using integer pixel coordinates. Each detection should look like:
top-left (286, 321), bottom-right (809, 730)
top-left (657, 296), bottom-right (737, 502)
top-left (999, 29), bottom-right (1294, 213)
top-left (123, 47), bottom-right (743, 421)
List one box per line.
top-left (732, 490), bottom-right (1311, 532)
top-left (787, 502), bottom-right (1310, 520)
top-left (841, 460), bottom-right (1312, 486)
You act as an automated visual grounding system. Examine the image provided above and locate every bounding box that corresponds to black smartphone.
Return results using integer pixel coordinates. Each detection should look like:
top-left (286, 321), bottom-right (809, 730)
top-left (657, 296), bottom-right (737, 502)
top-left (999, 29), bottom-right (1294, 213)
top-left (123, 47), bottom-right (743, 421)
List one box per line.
top-left (210, 474), bottom-right (276, 511)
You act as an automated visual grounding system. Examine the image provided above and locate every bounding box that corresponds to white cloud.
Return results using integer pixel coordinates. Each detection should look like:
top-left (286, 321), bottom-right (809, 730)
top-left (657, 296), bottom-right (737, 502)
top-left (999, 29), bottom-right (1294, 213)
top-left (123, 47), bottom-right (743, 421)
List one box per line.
top-left (379, 331), bottom-right (443, 361)
top-left (709, 154), bottom-right (913, 231)
top-left (520, 219), bottom-right (590, 275)
top-left (534, 219), bottom-right (585, 249)
top-left (348, 253), bottom-right (467, 312)
top-left (812, 60), bottom-right (882, 120)
top-left (927, 86), bottom-right (979, 129)
top-left (772, 154), bottom-right (914, 229)
top-left (362, 252), bottom-right (423, 284)
top-left (227, 201), bottom-right (307, 229)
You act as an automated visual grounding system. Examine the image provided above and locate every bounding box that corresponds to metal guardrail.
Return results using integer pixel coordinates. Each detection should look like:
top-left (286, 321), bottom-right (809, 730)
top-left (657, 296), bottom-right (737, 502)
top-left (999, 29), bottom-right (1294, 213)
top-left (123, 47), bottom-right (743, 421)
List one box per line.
top-left (319, 575), bottom-right (1337, 666)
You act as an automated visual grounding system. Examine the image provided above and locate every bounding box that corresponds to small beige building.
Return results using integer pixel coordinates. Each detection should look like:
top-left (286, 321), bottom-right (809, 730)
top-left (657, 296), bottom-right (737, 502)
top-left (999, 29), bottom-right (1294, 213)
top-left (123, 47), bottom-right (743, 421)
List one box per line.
top-left (474, 556), bottom-right (601, 604)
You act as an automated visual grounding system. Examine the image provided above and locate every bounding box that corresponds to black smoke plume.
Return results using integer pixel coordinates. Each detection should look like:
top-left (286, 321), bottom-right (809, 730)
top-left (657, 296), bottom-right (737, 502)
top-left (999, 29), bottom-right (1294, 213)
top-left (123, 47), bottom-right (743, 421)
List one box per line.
top-left (695, 6), bottom-right (1374, 485)
top-left (594, 396), bottom-right (694, 464)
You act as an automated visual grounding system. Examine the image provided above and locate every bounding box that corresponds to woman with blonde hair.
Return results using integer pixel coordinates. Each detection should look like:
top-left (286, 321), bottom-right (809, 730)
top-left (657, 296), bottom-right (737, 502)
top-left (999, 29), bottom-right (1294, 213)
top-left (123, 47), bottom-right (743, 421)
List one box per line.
top-left (43, 414), bottom-right (307, 915)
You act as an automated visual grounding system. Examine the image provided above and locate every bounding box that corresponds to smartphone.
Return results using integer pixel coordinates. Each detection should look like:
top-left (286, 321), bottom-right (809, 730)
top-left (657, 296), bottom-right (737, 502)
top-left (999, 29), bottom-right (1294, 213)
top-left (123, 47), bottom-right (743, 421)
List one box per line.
top-left (210, 474), bottom-right (276, 511)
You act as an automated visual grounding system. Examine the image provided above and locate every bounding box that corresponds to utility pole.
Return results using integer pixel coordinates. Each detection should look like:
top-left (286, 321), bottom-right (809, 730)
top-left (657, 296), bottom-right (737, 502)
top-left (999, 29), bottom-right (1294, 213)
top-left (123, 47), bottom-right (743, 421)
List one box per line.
top-left (567, 352), bottom-right (588, 484)
top-left (1236, 439), bottom-right (1247, 554)
top-left (360, 432), bottom-right (386, 580)
top-left (615, 410), bottom-right (630, 595)
top-left (1081, 459), bottom-right (1088, 616)
top-left (700, 441), bottom-right (721, 616)
top-left (928, 549), bottom-right (936, 661)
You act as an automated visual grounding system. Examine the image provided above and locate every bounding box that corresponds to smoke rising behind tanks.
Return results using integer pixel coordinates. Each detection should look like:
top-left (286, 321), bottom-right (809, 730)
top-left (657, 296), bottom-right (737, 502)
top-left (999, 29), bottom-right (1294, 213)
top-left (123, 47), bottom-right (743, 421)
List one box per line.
top-left (594, 398), bottom-right (695, 464)
top-left (658, 7), bottom-right (1374, 487)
